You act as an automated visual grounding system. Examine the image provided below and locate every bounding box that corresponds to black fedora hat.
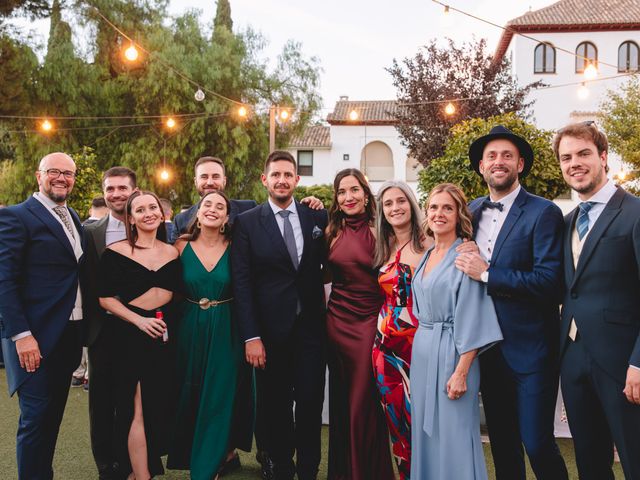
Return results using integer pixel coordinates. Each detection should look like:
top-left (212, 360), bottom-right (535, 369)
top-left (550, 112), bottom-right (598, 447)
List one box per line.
top-left (468, 125), bottom-right (534, 177)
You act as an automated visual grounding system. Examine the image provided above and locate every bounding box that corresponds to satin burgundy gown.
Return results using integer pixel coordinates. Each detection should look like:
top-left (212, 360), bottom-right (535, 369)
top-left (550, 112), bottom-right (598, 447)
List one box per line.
top-left (326, 213), bottom-right (395, 480)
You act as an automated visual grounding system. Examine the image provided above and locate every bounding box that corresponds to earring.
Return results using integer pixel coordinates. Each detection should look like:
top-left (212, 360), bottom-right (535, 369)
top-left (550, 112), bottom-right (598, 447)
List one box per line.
top-left (365, 198), bottom-right (369, 206)
top-left (197, 220), bottom-right (202, 229)
top-left (220, 223), bottom-right (226, 234)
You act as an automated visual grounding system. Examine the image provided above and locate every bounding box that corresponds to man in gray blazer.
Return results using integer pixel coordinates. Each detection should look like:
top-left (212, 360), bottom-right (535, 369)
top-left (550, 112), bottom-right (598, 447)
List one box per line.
top-left (83, 166), bottom-right (137, 480)
top-left (554, 121), bottom-right (640, 480)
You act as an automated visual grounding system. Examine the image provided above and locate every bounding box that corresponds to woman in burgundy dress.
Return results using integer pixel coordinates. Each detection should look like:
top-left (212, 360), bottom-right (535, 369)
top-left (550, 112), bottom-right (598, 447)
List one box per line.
top-left (325, 168), bottom-right (394, 480)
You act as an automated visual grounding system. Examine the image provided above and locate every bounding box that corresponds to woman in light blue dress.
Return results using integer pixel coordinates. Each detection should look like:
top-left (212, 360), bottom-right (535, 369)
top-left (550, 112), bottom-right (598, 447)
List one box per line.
top-left (410, 183), bottom-right (503, 480)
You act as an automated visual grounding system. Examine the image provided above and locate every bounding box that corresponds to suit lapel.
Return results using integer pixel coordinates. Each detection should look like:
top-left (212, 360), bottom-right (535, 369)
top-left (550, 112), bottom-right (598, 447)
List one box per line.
top-left (491, 188), bottom-right (526, 261)
top-left (470, 197), bottom-right (486, 239)
top-left (94, 216), bottom-right (109, 256)
top-left (564, 209), bottom-right (578, 284)
top-left (26, 196), bottom-right (75, 258)
top-left (259, 202), bottom-right (294, 269)
top-left (571, 188), bottom-right (624, 287)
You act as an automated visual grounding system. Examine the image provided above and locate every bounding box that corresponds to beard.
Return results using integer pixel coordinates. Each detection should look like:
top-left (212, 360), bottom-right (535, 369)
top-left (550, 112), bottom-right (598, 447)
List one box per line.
top-left (571, 168), bottom-right (604, 196)
top-left (484, 169), bottom-right (518, 193)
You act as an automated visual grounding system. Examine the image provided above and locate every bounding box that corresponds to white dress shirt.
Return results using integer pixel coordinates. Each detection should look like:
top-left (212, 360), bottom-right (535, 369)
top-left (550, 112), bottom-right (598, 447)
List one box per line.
top-left (13, 193), bottom-right (84, 341)
top-left (268, 198), bottom-right (304, 263)
top-left (106, 213), bottom-right (127, 246)
top-left (476, 185), bottom-right (521, 263)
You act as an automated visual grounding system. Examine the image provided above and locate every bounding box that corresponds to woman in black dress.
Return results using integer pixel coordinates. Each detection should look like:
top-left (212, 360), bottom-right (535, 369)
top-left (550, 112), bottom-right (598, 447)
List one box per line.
top-left (99, 191), bottom-right (181, 479)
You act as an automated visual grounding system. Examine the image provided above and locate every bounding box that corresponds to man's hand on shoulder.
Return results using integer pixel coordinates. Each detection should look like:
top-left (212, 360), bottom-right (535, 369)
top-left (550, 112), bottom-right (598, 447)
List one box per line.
top-left (624, 367), bottom-right (640, 404)
top-left (455, 251), bottom-right (488, 281)
top-left (245, 338), bottom-right (266, 369)
top-left (16, 335), bottom-right (42, 372)
top-left (300, 196), bottom-right (324, 210)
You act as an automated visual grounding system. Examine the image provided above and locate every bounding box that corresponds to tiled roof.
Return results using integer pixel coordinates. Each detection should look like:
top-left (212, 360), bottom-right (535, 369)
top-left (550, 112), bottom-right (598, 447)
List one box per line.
top-left (509, 0), bottom-right (640, 26)
top-left (327, 100), bottom-right (400, 125)
top-left (288, 125), bottom-right (331, 148)
top-left (494, 0), bottom-right (640, 62)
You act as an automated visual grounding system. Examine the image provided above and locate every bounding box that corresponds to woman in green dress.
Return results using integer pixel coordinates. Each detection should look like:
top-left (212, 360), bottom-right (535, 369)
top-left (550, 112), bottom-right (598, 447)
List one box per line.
top-left (167, 190), bottom-right (248, 479)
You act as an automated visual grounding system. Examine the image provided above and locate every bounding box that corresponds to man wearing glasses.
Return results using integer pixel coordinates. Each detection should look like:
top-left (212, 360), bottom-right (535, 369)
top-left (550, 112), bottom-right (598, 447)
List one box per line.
top-left (0, 152), bottom-right (85, 479)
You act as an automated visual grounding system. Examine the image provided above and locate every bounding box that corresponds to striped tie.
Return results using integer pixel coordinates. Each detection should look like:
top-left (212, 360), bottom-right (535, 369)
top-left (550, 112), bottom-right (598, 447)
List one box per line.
top-left (576, 202), bottom-right (595, 241)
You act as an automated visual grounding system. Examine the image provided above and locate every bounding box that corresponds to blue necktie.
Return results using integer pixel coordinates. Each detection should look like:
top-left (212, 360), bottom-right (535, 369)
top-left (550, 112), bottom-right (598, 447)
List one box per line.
top-left (577, 202), bottom-right (595, 240)
top-left (278, 210), bottom-right (299, 269)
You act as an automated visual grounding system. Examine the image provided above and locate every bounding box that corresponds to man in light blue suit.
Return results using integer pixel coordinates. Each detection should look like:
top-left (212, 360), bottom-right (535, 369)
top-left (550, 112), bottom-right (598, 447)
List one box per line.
top-left (0, 152), bottom-right (85, 479)
top-left (455, 126), bottom-right (568, 479)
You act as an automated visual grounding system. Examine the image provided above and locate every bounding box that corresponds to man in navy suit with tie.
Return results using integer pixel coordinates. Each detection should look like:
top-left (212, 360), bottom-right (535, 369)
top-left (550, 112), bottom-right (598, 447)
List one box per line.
top-left (232, 150), bottom-right (328, 480)
top-left (0, 152), bottom-right (85, 479)
top-left (554, 122), bottom-right (640, 479)
top-left (455, 126), bottom-right (568, 479)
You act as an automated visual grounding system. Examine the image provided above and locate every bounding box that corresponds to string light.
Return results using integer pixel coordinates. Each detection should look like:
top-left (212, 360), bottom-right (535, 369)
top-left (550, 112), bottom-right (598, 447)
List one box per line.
top-left (165, 117), bottom-right (176, 129)
top-left (444, 102), bottom-right (456, 115)
top-left (124, 44), bottom-right (139, 62)
top-left (238, 106), bottom-right (248, 118)
top-left (194, 88), bottom-right (205, 102)
top-left (40, 119), bottom-right (53, 132)
top-left (349, 110), bottom-right (359, 121)
top-left (279, 109), bottom-right (290, 121)
top-left (577, 82), bottom-right (590, 99)
top-left (583, 63), bottom-right (598, 81)
top-left (159, 169), bottom-right (170, 181)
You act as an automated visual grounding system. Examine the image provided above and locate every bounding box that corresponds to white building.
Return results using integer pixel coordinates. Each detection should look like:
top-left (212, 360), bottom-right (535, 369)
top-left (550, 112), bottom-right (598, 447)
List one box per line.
top-left (290, 0), bottom-right (639, 209)
top-left (288, 98), bottom-right (421, 196)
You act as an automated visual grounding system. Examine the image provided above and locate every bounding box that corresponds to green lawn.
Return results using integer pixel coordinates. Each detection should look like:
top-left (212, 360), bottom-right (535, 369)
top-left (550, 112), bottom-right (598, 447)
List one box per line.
top-left (0, 370), bottom-right (624, 479)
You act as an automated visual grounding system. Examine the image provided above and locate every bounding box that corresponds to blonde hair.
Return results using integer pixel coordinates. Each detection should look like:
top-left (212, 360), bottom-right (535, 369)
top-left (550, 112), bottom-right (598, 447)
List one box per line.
top-left (422, 183), bottom-right (473, 240)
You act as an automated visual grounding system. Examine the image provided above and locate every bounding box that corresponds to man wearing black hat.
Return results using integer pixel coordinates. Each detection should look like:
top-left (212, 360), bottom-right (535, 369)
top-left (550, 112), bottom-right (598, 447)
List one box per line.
top-left (455, 125), bottom-right (568, 479)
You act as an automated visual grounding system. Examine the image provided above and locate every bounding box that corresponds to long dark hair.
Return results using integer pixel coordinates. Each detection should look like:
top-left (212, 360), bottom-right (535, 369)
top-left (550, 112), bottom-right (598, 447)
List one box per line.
top-left (124, 190), bottom-right (167, 250)
top-left (373, 180), bottom-right (424, 268)
top-left (326, 168), bottom-right (376, 247)
top-left (179, 190), bottom-right (232, 242)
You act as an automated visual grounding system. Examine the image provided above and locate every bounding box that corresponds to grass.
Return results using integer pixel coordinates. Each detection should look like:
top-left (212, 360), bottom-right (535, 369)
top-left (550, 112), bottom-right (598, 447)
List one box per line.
top-left (0, 370), bottom-right (624, 479)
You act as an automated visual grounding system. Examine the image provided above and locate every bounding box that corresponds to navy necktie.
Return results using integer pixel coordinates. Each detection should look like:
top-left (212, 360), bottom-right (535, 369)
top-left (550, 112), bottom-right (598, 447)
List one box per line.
top-left (481, 199), bottom-right (504, 212)
top-left (278, 210), bottom-right (299, 269)
top-left (577, 201), bottom-right (595, 240)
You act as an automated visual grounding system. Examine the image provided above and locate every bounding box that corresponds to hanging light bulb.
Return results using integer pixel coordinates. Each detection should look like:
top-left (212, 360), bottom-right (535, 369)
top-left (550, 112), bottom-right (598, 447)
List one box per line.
top-left (194, 88), bottom-right (205, 102)
top-left (617, 169), bottom-right (627, 181)
top-left (279, 109), bottom-right (290, 121)
top-left (349, 109), bottom-right (359, 121)
top-left (124, 43), bottom-right (139, 62)
top-left (238, 106), bottom-right (248, 118)
top-left (577, 83), bottom-right (590, 100)
top-left (444, 102), bottom-right (456, 116)
top-left (160, 169), bottom-right (170, 181)
top-left (165, 117), bottom-right (176, 129)
top-left (583, 63), bottom-right (598, 81)
top-left (40, 119), bottom-right (53, 132)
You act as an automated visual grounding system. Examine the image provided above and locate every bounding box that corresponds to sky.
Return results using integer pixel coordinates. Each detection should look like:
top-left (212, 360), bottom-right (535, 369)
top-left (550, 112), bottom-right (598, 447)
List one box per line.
top-left (11, 0), bottom-right (556, 113)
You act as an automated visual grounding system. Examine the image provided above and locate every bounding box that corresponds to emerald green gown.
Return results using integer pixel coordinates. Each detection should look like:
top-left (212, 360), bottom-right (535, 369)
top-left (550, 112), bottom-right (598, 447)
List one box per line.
top-left (167, 243), bottom-right (244, 479)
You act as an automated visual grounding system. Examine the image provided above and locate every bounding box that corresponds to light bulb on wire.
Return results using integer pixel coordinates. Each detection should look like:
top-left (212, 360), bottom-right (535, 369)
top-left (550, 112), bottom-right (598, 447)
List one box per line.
top-left (279, 109), bottom-right (290, 121)
top-left (349, 110), bottom-right (359, 121)
top-left (165, 117), bottom-right (176, 129)
top-left (577, 83), bottom-right (590, 100)
top-left (444, 102), bottom-right (456, 116)
top-left (160, 169), bottom-right (170, 181)
top-left (583, 63), bottom-right (598, 81)
top-left (194, 88), bottom-right (205, 102)
top-left (40, 119), bottom-right (53, 133)
top-left (238, 106), bottom-right (248, 118)
top-left (124, 44), bottom-right (139, 62)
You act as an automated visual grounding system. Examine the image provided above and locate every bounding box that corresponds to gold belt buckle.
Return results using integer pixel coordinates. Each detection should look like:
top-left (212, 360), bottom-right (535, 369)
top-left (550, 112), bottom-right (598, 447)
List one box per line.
top-left (198, 298), bottom-right (220, 310)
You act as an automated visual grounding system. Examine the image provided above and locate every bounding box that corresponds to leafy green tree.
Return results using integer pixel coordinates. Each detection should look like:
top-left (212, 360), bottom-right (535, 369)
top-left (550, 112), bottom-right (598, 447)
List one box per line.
top-left (600, 77), bottom-right (640, 194)
top-left (418, 113), bottom-right (565, 202)
top-left (389, 38), bottom-right (539, 166)
top-left (68, 147), bottom-right (102, 216)
top-left (0, 0), bottom-right (49, 20)
top-left (294, 184), bottom-right (333, 208)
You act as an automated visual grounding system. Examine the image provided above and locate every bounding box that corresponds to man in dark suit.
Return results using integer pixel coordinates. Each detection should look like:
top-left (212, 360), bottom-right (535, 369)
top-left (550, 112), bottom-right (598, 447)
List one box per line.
top-left (232, 150), bottom-right (328, 480)
top-left (0, 152), bottom-right (85, 479)
top-left (554, 121), bottom-right (640, 479)
top-left (169, 156), bottom-right (256, 243)
top-left (455, 126), bottom-right (568, 479)
top-left (83, 166), bottom-right (137, 479)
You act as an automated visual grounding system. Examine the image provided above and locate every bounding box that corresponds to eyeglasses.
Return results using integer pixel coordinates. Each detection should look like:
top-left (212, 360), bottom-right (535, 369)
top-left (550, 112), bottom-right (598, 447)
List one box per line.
top-left (581, 120), bottom-right (597, 128)
top-left (41, 168), bottom-right (76, 179)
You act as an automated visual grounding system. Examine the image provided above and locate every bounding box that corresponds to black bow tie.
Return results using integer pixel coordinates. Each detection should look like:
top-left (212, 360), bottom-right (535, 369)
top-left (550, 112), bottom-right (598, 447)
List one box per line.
top-left (482, 199), bottom-right (504, 212)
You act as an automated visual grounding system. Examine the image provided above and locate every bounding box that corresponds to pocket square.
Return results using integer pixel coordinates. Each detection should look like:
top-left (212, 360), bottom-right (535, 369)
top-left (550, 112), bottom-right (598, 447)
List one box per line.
top-left (312, 225), bottom-right (323, 239)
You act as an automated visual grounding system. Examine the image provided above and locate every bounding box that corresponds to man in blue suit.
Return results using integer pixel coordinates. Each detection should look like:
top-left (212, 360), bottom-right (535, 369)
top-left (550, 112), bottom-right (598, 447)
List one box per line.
top-left (554, 122), bottom-right (640, 479)
top-left (0, 152), bottom-right (85, 479)
top-left (232, 150), bottom-right (328, 480)
top-left (169, 156), bottom-right (257, 243)
top-left (455, 126), bottom-right (568, 479)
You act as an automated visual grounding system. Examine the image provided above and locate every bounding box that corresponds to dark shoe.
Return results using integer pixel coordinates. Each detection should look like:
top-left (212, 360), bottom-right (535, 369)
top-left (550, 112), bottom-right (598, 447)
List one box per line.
top-left (83, 380), bottom-right (89, 392)
top-left (216, 453), bottom-right (241, 477)
top-left (261, 456), bottom-right (275, 480)
top-left (71, 376), bottom-right (84, 387)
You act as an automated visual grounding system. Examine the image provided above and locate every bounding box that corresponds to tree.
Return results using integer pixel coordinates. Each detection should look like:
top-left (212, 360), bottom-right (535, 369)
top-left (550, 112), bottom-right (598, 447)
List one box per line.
top-left (600, 77), bottom-right (640, 194)
top-left (418, 113), bottom-right (566, 202)
top-left (294, 184), bottom-right (333, 208)
top-left (388, 38), bottom-right (540, 166)
top-left (0, 0), bottom-right (49, 20)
